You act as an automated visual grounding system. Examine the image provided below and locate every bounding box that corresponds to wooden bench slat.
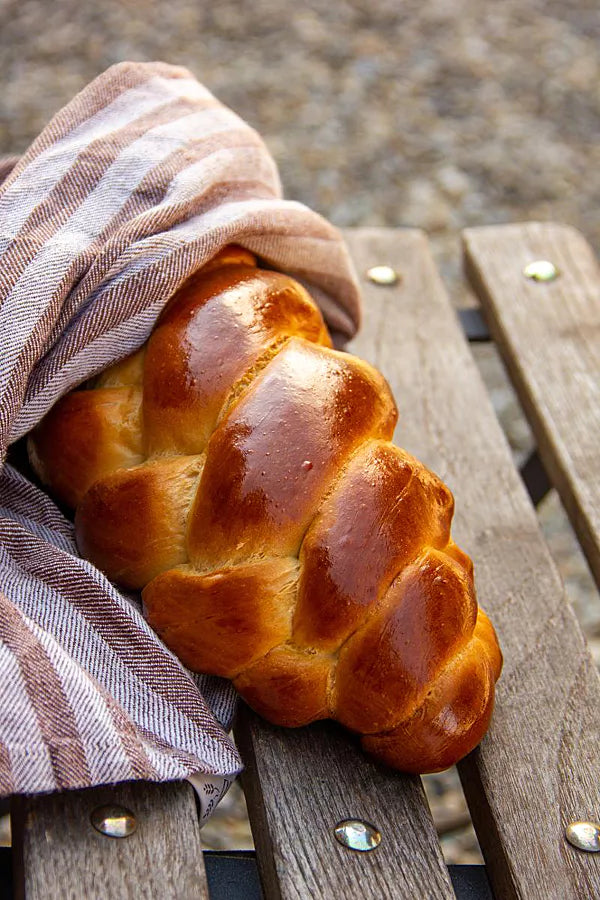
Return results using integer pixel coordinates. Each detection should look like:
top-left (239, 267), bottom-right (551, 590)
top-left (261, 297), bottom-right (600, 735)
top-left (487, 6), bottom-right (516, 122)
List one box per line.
top-left (343, 228), bottom-right (600, 900)
top-left (232, 230), bottom-right (480, 900)
top-left (463, 222), bottom-right (600, 589)
top-left (234, 709), bottom-right (455, 900)
top-left (12, 780), bottom-right (209, 899)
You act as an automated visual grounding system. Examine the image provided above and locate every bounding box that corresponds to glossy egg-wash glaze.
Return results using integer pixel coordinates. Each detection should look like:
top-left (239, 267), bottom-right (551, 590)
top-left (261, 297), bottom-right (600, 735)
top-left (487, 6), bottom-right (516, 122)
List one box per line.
top-left (143, 264), bottom-right (331, 456)
top-left (187, 339), bottom-right (397, 569)
top-left (294, 442), bottom-right (455, 652)
top-left (28, 245), bottom-right (503, 774)
top-left (333, 549), bottom-right (477, 734)
top-left (362, 614), bottom-right (500, 773)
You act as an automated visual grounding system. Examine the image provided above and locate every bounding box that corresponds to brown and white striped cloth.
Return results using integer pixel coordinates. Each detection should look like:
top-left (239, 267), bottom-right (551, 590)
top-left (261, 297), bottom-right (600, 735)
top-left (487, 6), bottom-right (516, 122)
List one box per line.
top-left (0, 61), bottom-right (361, 817)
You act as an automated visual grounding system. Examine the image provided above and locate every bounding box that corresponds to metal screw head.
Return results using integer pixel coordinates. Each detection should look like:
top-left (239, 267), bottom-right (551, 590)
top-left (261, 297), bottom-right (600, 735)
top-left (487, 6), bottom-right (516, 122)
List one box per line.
top-left (523, 260), bottom-right (560, 282)
top-left (91, 804), bottom-right (137, 838)
top-left (565, 821), bottom-right (600, 852)
top-left (366, 265), bottom-right (399, 286)
top-left (334, 819), bottom-right (381, 852)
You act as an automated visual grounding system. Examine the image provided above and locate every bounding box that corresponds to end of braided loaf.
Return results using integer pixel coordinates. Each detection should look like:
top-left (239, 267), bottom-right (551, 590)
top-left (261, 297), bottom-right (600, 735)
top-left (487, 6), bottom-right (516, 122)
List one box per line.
top-left (29, 245), bottom-right (502, 774)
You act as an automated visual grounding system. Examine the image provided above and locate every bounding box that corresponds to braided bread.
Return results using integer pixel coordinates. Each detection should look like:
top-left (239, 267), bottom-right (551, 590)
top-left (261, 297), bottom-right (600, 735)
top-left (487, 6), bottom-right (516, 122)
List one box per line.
top-left (29, 245), bottom-right (502, 773)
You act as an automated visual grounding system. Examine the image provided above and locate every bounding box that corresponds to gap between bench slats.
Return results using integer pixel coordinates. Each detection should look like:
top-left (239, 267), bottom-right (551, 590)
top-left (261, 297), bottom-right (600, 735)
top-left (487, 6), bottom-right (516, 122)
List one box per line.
top-left (463, 222), bottom-right (600, 591)
top-left (12, 780), bottom-right (209, 899)
top-left (340, 228), bottom-right (600, 900)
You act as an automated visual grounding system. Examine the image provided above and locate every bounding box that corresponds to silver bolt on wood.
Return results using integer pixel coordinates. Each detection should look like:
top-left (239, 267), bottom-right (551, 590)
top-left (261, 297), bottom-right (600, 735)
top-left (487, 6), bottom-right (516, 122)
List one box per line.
top-left (334, 819), bottom-right (381, 851)
top-left (565, 821), bottom-right (600, 852)
top-left (522, 260), bottom-right (560, 282)
top-left (91, 804), bottom-right (137, 838)
top-left (366, 265), bottom-right (399, 285)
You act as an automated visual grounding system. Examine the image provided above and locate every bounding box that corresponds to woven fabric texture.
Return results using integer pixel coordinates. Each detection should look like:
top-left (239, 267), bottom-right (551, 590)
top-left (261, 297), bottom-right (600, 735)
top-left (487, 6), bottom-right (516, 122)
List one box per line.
top-left (0, 61), bottom-right (360, 814)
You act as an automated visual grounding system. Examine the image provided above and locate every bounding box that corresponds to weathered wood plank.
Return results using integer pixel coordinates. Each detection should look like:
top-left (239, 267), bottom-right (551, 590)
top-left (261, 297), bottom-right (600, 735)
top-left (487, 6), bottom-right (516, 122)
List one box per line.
top-left (341, 227), bottom-right (600, 900)
top-left (233, 232), bottom-right (467, 900)
top-left (463, 222), bottom-right (600, 589)
top-left (235, 709), bottom-right (454, 900)
top-left (12, 780), bottom-right (208, 900)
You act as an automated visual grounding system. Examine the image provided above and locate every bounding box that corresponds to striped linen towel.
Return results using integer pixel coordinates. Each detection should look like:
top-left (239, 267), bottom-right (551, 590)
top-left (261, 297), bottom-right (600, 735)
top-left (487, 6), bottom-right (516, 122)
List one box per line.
top-left (0, 61), bottom-right (361, 817)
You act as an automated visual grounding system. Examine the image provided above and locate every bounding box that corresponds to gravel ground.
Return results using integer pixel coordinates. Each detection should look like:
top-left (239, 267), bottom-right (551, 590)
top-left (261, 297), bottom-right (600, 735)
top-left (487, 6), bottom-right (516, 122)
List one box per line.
top-left (2, 0), bottom-right (599, 866)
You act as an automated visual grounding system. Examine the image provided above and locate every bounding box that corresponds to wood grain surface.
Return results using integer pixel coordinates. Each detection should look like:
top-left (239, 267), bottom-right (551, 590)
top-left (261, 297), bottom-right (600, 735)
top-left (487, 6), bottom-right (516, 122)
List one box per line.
top-left (233, 232), bottom-right (480, 900)
top-left (463, 222), bottom-right (600, 590)
top-left (12, 780), bottom-right (208, 900)
top-left (235, 708), bottom-right (455, 900)
top-left (339, 227), bottom-right (600, 900)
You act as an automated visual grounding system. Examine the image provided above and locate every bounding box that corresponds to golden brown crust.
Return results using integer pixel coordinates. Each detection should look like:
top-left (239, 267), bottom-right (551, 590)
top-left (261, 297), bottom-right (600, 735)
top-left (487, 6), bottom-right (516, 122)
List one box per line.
top-left (143, 558), bottom-right (298, 677)
top-left (27, 386), bottom-right (143, 509)
top-left (28, 247), bottom-right (503, 774)
top-left (233, 646), bottom-right (331, 728)
top-left (361, 631), bottom-right (496, 773)
top-left (75, 455), bottom-right (203, 589)
top-left (332, 549), bottom-right (477, 734)
top-left (187, 340), bottom-right (397, 570)
top-left (294, 443), bottom-right (454, 652)
top-left (142, 264), bottom-right (332, 457)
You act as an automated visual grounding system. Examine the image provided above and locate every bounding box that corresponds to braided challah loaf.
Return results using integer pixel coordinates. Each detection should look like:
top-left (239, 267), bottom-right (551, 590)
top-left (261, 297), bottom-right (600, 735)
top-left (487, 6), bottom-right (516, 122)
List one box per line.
top-left (29, 245), bottom-right (502, 773)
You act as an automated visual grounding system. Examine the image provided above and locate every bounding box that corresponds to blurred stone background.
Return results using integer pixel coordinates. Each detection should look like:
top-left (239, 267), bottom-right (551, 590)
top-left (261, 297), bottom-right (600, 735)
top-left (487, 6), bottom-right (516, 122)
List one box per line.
top-left (2, 0), bottom-right (599, 866)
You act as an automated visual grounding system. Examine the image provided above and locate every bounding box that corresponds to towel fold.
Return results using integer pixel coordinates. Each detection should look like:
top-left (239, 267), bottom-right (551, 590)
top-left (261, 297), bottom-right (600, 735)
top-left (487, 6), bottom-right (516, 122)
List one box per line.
top-left (0, 61), bottom-right (360, 818)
